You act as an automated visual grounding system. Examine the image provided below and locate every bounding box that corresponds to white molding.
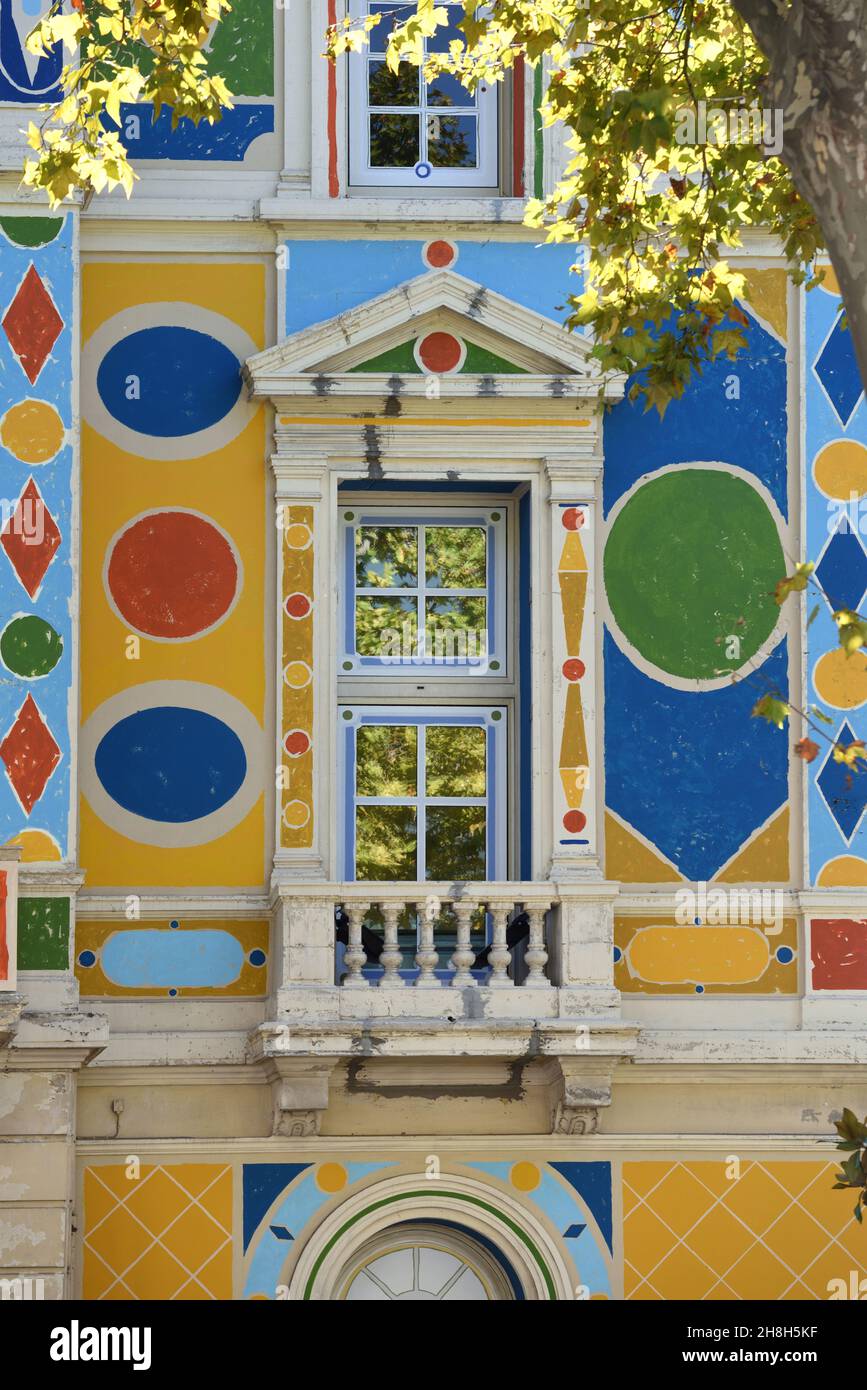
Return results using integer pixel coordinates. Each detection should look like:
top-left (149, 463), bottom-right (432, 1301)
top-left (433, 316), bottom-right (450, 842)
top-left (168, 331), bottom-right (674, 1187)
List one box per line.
top-left (74, 1134), bottom-right (842, 1155)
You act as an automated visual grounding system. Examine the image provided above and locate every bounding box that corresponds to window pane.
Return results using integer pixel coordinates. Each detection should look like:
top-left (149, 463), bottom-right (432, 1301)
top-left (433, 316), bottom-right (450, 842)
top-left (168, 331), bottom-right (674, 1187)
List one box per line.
top-left (370, 114), bottom-right (420, 167)
top-left (426, 725), bottom-right (486, 797)
top-left (356, 596), bottom-right (417, 657)
top-left (426, 10), bottom-right (464, 52)
top-left (426, 806), bottom-right (486, 880)
top-left (427, 113), bottom-right (477, 167)
top-left (356, 526), bottom-right (417, 588)
top-left (369, 59), bottom-right (419, 106)
top-left (425, 596), bottom-right (487, 660)
top-left (426, 73), bottom-right (477, 108)
top-left (357, 724), bottom-right (417, 796)
top-left (369, 2), bottom-right (415, 48)
top-left (356, 805), bottom-right (417, 880)
top-left (425, 526), bottom-right (486, 589)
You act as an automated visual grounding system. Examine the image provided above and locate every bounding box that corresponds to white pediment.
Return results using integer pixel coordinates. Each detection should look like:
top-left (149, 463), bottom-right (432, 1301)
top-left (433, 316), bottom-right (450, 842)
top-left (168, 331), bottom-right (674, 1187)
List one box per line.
top-left (245, 270), bottom-right (625, 403)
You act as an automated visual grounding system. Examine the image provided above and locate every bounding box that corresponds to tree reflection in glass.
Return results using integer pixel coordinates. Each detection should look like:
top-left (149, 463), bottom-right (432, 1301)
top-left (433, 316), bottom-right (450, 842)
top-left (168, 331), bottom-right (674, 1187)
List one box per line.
top-left (426, 725), bottom-right (485, 796)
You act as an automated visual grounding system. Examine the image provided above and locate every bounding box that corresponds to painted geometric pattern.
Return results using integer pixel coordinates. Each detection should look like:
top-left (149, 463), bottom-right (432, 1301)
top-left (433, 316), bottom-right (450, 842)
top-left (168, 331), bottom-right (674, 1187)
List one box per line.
top-left (556, 506), bottom-right (592, 855)
top-left (82, 1164), bottom-right (232, 1300)
top-left (79, 261), bottom-right (266, 889)
top-left (615, 916), bottom-right (798, 995)
top-left (281, 505), bottom-right (314, 849)
top-left (0, 215), bottom-right (72, 865)
top-left (624, 1161), bottom-right (867, 1300)
top-left (806, 268), bottom-right (867, 885)
top-left (810, 917), bottom-right (867, 990)
top-left (603, 272), bottom-right (791, 885)
top-left (75, 918), bottom-right (269, 997)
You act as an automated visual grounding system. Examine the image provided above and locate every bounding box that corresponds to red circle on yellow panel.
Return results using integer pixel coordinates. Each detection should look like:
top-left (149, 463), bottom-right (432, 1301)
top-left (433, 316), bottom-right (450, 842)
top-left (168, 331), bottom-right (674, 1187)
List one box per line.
top-left (107, 511), bottom-right (239, 640)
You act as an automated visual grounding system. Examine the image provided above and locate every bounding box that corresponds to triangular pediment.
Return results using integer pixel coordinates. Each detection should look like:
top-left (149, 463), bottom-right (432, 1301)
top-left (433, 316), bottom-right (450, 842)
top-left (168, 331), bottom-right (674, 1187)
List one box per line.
top-left (245, 270), bottom-right (625, 403)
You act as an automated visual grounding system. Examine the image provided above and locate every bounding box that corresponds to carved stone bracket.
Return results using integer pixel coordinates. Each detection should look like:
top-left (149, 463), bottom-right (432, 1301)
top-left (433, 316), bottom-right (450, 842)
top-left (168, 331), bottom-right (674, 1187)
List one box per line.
top-left (550, 1055), bottom-right (615, 1136)
top-left (253, 1041), bottom-right (337, 1138)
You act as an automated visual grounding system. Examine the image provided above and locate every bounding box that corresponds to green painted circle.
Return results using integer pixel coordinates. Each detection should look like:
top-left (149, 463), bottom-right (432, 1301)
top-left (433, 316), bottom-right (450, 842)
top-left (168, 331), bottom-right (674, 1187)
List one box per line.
top-left (604, 469), bottom-right (784, 679)
top-left (0, 615), bottom-right (63, 678)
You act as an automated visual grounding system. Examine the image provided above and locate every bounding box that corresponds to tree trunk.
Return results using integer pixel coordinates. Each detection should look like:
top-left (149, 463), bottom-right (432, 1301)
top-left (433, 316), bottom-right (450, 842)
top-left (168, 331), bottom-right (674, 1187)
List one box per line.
top-left (731, 0), bottom-right (867, 391)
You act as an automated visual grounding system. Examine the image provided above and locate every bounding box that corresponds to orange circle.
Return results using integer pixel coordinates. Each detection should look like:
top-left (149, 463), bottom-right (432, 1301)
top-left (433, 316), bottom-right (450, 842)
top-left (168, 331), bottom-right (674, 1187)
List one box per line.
top-left (425, 239), bottom-right (457, 269)
top-left (1, 399), bottom-right (65, 464)
top-left (417, 332), bottom-right (463, 374)
top-left (813, 440), bottom-right (867, 501)
top-left (813, 647), bottom-right (867, 710)
top-left (285, 522), bottom-right (312, 550)
top-left (510, 1161), bottom-right (540, 1192)
top-left (316, 1162), bottom-right (347, 1193)
top-left (816, 855), bottom-right (867, 887)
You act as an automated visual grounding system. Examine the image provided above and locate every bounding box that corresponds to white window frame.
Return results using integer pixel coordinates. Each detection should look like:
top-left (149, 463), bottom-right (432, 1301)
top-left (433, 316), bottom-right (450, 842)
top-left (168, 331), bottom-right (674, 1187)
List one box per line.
top-left (338, 704), bottom-right (508, 880)
top-left (338, 503), bottom-right (509, 679)
top-left (347, 0), bottom-right (499, 189)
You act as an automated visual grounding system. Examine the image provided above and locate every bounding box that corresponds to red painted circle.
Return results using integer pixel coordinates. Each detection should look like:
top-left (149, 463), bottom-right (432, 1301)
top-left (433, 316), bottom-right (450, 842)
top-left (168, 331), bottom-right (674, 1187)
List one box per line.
top-left (107, 511), bottom-right (238, 639)
top-left (417, 331), bottom-right (463, 374)
top-left (562, 658), bottom-right (585, 681)
top-left (562, 508), bottom-right (586, 531)
top-left (424, 240), bottom-right (457, 269)
top-left (285, 593), bottom-right (312, 619)
top-left (563, 810), bottom-right (587, 833)
top-left (284, 730), bottom-right (311, 758)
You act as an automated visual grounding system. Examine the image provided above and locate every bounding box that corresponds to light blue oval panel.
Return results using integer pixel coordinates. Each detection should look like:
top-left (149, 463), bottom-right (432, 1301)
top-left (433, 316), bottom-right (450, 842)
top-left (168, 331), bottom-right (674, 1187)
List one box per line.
top-left (101, 929), bottom-right (245, 988)
top-left (96, 326), bottom-right (242, 437)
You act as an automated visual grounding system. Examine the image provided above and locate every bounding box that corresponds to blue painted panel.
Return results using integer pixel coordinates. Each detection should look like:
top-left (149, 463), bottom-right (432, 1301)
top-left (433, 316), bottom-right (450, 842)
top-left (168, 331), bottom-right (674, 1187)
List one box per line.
top-left (0, 215), bottom-right (74, 858)
top-left (101, 928), bottom-right (245, 988)
top-left (604, 631), bottom-right (789, 881)
top-left (94, 707), bottom-right (247, 823)
top-left (108, 102), bottom-right (274, 161)
top-left (0, 2), bottom-right (62, 102)
top-left (96, 326), bottom-right (242, 437)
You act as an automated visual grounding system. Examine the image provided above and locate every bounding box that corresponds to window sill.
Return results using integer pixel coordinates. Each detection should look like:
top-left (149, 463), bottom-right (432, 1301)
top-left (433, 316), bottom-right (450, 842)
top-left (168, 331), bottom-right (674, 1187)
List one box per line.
top-left (258, 193), bottom-right (530, 224)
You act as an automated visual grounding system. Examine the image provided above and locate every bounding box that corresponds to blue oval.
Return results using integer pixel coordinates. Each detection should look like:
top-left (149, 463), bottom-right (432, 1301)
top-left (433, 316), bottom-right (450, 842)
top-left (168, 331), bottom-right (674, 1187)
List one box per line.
top-left (102, 928), bottom-right (245, 988)
top-left (95, 706), bottom-right (247, 822)
top-left (96, 327), bottom-right (242, 437)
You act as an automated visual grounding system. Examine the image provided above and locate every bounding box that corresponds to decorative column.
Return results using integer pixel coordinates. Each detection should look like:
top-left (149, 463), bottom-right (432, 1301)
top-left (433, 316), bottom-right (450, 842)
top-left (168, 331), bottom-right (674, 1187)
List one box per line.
top-left (272, 456), bottom-right (330, 881)
top-left (545, 459), bottom-right (601, 881)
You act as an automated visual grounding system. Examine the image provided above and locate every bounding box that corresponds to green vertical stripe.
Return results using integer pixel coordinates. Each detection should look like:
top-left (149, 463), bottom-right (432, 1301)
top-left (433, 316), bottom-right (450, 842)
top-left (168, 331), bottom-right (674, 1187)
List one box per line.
top-left (533, 64), bottom-right (544, 199)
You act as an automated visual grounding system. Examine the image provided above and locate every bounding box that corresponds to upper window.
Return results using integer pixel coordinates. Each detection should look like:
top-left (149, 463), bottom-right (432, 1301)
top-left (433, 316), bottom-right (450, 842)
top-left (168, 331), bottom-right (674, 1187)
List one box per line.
top-left (348, 1), bottom-right (499, 189)
top-left (339, 504), bottom-right (507, 677)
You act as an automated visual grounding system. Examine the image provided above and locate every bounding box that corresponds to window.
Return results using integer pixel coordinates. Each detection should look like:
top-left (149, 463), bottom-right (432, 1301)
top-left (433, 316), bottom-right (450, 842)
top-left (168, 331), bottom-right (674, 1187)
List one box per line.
top-left (348, 1), bottom-right (499, 189)
top-left (340, 504), bottom-right (507, 676)
top-left (339, 706), bottom-right (507, 880)
top-left (338, 497), bottom-right (517, 882)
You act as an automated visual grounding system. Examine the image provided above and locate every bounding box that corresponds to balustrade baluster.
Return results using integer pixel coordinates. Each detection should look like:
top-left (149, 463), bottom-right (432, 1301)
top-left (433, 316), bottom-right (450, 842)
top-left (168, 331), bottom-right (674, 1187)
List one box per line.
top-left (449, 899), bottom-right (478, 987)
top-left (414, 896), bottom-right (441, 988)
top-left (487, 900), bottom-right (514, 989)
top-left (524, 904), bottom-right (552, 986)
top-left (342, 901), bottom-right (371, 988)
top-left (379, 903), bottom-right (404, 989)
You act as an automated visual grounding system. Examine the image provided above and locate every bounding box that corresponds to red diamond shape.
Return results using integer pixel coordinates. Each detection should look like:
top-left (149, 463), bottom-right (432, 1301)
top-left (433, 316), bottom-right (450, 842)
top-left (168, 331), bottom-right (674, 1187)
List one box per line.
top-left (2, 264), bottom-right (64, 384)
top-left (1, 477), bottom-right (61, 599)
top-left (0, 693), bottom-right (61, 814)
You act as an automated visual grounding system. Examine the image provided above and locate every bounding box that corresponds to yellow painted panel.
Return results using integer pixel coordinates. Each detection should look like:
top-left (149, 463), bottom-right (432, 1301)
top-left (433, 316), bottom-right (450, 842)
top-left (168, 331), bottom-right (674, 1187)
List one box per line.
top-left (626, 925), bottom-right (770, 984)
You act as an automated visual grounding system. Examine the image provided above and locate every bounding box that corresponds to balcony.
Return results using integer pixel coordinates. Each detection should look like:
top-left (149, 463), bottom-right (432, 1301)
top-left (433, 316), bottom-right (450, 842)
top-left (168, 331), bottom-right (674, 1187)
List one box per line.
top-left (248, 877), bottom-right (639, 1136)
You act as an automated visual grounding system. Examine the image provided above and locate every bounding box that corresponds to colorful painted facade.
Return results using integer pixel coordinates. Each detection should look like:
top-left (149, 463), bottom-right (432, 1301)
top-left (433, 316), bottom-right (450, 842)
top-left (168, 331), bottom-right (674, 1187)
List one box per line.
top-left (1, 0), bottom-right (866, 1304)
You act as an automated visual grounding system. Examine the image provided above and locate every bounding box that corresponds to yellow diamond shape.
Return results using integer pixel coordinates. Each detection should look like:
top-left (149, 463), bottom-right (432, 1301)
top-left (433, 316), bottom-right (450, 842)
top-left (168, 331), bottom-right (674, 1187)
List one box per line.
top-left (126, 1168), bottom-right (194, 1238)
top-left (160, 1204), bottom-right (226, 1273)
top-left (84, 1170), bottom-right (121, 1230)
top-left (123, 1242), bottom-right (189, 1301)
top-left (624, 1202), bottom-right (678, 1277)
top-left (650, 1242), bottom-right (719, 1300)
top-left (723, 1241), bottom-right (796, 1300)
top-left (686, 1202), bottom-right (758, 1275)
top-left (721, 1164), bottom-right (794, 1235)
top-left (84, 1206), bottom-right (153, 1273)
top-left (644, 1164), bottom-right (717, 1238)
top-left (764, 1202), bottom-right (831, 1274)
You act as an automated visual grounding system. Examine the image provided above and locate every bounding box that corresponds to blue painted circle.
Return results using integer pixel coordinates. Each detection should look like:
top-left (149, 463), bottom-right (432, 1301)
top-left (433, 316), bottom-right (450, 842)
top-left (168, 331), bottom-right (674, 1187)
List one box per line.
top-left (168, 988), bottom-right (178, 997)
top-left (78, 950), bottom-right (96, 968)
top-left (94, 706), bottom-right (247, 823)
top-left (170, 920), bottom-right (180, 929)
top-left (414, 161), bottom-right (432, 179)
top-left (96, 327), bottom-right (242, 437)
top-left (249, 948), bottom-right (266, 967)
top-left (695, 984), bottom-right (705, 994)
top-left (613, 946), bottom-right (622, 963)
top-left (776, 945), bottom-right (794, 964)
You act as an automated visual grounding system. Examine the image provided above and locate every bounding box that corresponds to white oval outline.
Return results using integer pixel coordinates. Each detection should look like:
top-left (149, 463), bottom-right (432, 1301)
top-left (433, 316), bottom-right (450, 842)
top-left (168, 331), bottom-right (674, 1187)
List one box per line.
top-left (602, 461), bottom-right (789, 692)
top-left (81, 303), bottom-right (258, 460)
top-left (79, 680), bottom-right (265, 848)
top-left (101, 506), bottom-right (244, 644)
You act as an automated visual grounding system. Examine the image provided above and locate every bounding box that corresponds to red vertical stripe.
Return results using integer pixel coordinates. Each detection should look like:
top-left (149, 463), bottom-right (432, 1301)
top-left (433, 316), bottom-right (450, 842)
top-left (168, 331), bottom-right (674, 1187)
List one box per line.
top-left (512, 55), bottom-right (525, 197)
top-left (0, 871), bottom-right (8, 982)
top-left (327, 0), bottom-right (340, 197)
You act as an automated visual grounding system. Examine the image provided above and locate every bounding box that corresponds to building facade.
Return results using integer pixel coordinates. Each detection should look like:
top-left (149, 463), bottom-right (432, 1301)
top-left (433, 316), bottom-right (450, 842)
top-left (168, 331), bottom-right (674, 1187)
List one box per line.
top-left (1, 0), bottom-right (866, 1303)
